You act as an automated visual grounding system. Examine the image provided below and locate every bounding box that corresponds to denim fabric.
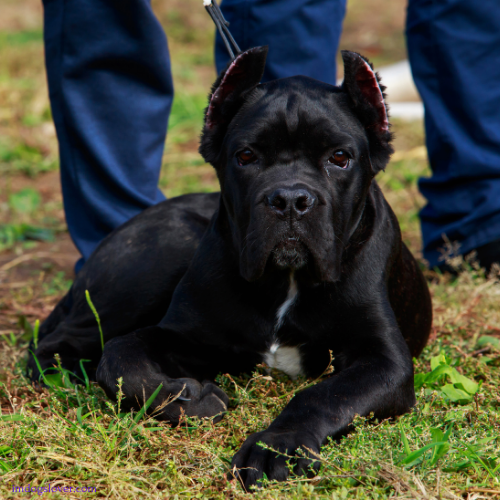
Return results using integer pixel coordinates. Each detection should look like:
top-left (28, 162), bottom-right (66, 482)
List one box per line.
top-left (406, 0), bottom-right (500, 266)
top-left (43, 0), bottom-right (172, 271)
top-left (216, 0), bottom-right (347, 84)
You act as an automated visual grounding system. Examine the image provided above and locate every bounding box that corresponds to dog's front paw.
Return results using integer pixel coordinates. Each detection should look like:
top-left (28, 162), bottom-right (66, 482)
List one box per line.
top-left (175, 379), bottom-right (229, 423)
top-left (152, 378), bottom-right (229, 424)
top-left (230, 429), bottom-right (321, 490)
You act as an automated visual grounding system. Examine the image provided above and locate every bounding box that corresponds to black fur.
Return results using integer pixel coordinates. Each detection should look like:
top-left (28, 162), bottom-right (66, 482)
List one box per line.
top-left (341, 50), bottom-right (393, 173)
top-left (200, 46), bottom-right (268, 167)
top-left (27, 49), bottom-right (432, 490)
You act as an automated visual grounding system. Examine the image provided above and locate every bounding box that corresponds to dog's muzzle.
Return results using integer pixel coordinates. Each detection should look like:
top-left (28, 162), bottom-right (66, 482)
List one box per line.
top-left (263, 186), bottom-right (316, 271)
top-left (272, 237), bottom-right (309, 270)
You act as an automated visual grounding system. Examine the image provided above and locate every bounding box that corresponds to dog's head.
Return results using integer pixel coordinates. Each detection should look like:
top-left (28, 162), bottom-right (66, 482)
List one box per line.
top-left (200, 47), bottom-right (393, 283)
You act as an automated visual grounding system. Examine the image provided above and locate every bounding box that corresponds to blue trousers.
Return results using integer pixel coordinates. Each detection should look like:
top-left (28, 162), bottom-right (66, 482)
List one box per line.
top-left (44, 0), bottom-right (500, 271)
top-left (43, 0), bottom-right (172, 272)
top-left (407, 0), bottom-right (500, 267)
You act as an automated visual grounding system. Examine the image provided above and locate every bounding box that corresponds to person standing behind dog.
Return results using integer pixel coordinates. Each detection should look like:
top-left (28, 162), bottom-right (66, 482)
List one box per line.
top-left (42, 0), bottom-right (500, 273)
top-left (405, 0), bottom-right (500, 272)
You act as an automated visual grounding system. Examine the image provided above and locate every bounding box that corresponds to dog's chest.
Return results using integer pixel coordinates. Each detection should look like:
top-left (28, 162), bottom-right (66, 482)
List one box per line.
top-left (262, 274), bottom-right (304, 378)
top-left (263, 342), bottom-right (303, 378)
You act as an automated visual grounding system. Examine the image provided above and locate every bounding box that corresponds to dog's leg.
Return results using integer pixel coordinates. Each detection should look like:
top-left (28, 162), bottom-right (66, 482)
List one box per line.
top-left (96, 327), bottom-right (229, 423)
top-left (231, 315), bottom-right (415, 489)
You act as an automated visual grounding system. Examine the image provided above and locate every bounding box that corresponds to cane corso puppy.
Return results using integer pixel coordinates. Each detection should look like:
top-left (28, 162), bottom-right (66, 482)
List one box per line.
top-left (28, 47), bottom-right (432, 489)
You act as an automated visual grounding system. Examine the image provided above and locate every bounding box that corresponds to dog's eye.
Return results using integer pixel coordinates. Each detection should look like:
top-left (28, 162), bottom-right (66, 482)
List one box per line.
top-left (328, 150), bottom-right (350, 169)
top-left (237, 149), bottom-right (257, 166)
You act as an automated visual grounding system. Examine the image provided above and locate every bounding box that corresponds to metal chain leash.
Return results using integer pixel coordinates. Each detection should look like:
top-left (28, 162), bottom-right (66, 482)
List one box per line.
top-left (203, 0), bottom-right (241, 60)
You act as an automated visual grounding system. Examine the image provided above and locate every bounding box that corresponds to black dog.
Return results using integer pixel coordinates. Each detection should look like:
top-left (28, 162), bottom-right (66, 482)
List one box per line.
top-left (28, 47), bottom-right (432, 489)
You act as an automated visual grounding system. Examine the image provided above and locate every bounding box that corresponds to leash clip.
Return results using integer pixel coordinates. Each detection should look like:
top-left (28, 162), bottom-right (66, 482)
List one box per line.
top-left (204, 0), bottom-right (241, 60)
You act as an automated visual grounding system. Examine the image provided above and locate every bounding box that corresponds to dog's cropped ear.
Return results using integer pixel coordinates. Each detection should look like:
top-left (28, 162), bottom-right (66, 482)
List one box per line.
top-left (199, 46), bottom-right (268, 166)
top-left (341, 51), bottom-right (393, 173)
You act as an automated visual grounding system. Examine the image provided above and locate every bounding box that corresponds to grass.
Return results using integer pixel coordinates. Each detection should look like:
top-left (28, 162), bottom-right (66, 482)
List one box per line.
top-left (1, 322), bottom-right (499, 498)
top-left (1, 0), bottom-right (500, 498)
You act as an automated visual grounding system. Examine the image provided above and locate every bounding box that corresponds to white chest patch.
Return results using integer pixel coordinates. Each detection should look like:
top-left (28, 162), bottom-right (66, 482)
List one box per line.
top-left (275, 273), bottom-right (298, 330)
top-left (263, 343), bottom-right (304, 378)
top-left (262, 273), bottom-right (303, 378)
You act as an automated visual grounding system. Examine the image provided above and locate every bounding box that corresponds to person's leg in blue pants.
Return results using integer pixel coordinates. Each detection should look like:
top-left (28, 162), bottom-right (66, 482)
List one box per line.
top-left (43, 0), bottom-right (173, 272)
top-left (216, 0), bottom-right (347, 85)
top-left (406, 0), bottom-right (500, 269)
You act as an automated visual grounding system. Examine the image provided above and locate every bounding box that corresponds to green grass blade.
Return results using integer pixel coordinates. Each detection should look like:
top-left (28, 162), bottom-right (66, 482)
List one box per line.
top-left (399, 422), bottom-right (412, 456)
top-left (400, 441), bottom-right (449, 466)
top-left (457, 440), bottom-right (497, 479)
top-left (30, 351), bottom-right (51, 386)
top-left (33, 318), bottom-right (40, 349)
top-left (133, 384), bottom-right (163, 424)
top-left (0, 415), bottom-right (24, 422)
top-left (85, 290), bottom-right (104, 351)
top-left (429, 425), bottom-right (453, 465)
top-left (76, 407), bottom-right (84, 426)
top-left (0, 460), bottom-right (12, 472)
top-left (79, 359), bottom-right (91, 390)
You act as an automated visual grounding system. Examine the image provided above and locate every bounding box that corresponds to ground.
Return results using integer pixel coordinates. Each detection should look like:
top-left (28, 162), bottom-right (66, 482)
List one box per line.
top-left (0, 0), bottom-right (499, 498)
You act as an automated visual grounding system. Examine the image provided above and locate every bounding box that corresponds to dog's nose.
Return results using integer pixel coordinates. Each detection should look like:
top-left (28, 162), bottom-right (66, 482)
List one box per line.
top-left (267, 188), bottom-right (316, 216)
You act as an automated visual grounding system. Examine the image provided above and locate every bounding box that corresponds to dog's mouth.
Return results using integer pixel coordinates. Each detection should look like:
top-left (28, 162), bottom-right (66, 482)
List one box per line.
top-left (271, 236), bottom-right (310, 270)
top-left (239, 209), bottom-right (342, 283)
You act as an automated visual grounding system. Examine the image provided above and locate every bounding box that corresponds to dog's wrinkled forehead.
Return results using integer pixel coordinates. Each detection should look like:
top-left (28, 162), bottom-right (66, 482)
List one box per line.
top-left (225, 76), bottom-right (369, 158)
